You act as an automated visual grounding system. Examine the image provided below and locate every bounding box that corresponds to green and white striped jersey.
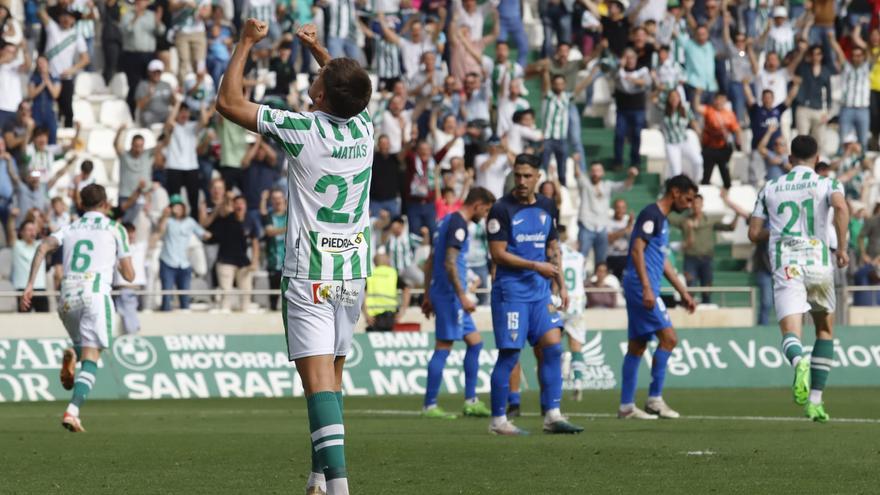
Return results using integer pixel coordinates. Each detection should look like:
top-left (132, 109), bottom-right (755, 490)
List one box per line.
top-left (325, 0), bottom-right (356, 40)
top-left (561, 243), bottom-right (586, 316)
top-left (541, 91), bottom-right (570, 140)
top-left (50, 211), bottom-right (132, 294)
top-left (661, 106), bottom-right (694, 145)
top-left (841, 61), bottom-right (870, 108)
top-left (243, 0), bottom-right (276, 24)
top-left (256, 105), bottom-right (374, 281)
top-left (752, 166), bottom-right (844, 271)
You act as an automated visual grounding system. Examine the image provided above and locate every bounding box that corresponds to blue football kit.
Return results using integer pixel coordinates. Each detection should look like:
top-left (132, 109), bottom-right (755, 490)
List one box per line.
top-left (430, 212), bottom-right (477, 341)
top-left (622, 203), bottom-right (673, 340)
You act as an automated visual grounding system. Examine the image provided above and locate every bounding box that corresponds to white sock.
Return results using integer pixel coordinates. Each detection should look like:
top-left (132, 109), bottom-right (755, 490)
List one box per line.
top-left (809, 389), bottom-right (823, 405)
top-left (544, 408), bottom-right (563, 423)
top-left (307, 472), bottom-right (326, 490)
top-left (326, 478), bottom-right (349, 495)
top-left (423, 404), bottom-right (437, 411)
top-left (648, 395), bottom-right (662, 402)
top-left (619, 402), bottom-right (635, 412)
top-left (792, 355), bottom-right (802, 367)
top-left (65, 403), bottom-right (79, 417)
top-left (465, 397), bottom-right (478, 405)
top-left (491, 415), bottom-right (508, 427)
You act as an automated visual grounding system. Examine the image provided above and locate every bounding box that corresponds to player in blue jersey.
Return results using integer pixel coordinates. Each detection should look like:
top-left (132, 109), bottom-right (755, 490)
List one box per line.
top-left (421, 187), bottom-right (497, 419)
top-left (619, 175), bottom-right (698, 420)
top-left (486, 154), bottom-right (583, 435)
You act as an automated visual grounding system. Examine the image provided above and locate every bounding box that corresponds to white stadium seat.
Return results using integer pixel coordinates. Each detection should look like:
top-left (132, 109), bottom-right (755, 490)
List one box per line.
top-left (86, 128), bottom-right (119, 159)
top-left (108, 72), bottom-right (129, 99)
top-left (72, 99), bottom-right (96, 128)
top-left (99, 100), bottom-right (133, 128)
top-left (74, 72), bottom-right (108, 97)
top-left (0, 248), bottom-right (11, 279)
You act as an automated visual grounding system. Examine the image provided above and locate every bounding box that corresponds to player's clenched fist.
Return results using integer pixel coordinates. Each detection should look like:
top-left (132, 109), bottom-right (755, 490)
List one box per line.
top-left (241, 18), bottom-right (268, 43)
top-left (296, 24), bottom-right (319, 48)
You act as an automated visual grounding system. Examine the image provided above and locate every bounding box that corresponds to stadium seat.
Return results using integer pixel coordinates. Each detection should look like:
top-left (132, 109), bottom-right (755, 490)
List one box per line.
top-left (640, 128), bottom-right (667, 176)
top-left (160, 72), bottom-right (179, 92)
top-left (74, 72), bottom-right (108, 98)
top-left (0, 280), bottom-right (16, 313)
top-left (87, 128), bottom-right (119, 159)
top-left (150, 123), bottom-right (165, 139)
top-left (295, 73), bottom-right (310, 93)
top-left (72, 99), bottom-right (96, 129)
top-left (99, 100), bottom-right (133, 128)
top-left (819, 127), bottom-right (839, 157)
top-left (0, 248), bottom-right (11, 279)
top-left (108, 72), bottom-right (129, 99)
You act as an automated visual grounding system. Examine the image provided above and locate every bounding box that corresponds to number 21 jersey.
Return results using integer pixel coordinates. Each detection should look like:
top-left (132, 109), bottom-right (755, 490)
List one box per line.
top-left (257, 105), bottom-right (374, 281)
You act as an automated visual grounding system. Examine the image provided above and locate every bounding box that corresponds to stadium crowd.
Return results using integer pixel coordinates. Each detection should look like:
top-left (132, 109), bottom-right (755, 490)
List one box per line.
top-left (1, 0), bottom-right (880, 323)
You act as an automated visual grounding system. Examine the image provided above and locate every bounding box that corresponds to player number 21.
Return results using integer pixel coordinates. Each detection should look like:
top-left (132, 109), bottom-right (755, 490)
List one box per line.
top-left (777, 198), bottom-right (814, 236)
top-left (315, 169), bottom-right (371, 224)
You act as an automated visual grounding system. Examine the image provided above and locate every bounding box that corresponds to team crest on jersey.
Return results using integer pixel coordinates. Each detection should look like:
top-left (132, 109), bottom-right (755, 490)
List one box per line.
top-left (270, 109), bottom-right (285, 125)
top-left (539, 213), bottom-right (547, 225)
top-left (317, 231), bottom-right (365, 254)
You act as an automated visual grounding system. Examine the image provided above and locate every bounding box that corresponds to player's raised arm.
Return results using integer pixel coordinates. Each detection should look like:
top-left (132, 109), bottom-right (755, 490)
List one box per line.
top-left (296, 23), bottom-right (331, 68)
top-left (20, 236), bottom-right (60, 311)
top-left (216, 18), bottom-right (268, 133)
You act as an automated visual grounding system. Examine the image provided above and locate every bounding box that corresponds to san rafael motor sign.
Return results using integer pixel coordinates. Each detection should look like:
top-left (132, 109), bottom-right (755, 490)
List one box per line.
top-left (1, 327), bottom-right (880, 402)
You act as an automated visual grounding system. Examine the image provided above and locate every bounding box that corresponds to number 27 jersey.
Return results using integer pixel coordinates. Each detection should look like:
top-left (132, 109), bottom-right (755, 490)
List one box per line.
top-left (752, 166), bottom-right (843, 272)
top-left (257, 105), bottom-right (374, 281)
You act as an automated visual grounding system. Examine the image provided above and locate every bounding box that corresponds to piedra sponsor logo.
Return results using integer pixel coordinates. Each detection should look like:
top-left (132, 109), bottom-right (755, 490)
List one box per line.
top-left (318, 232), bottom-right (365, 254)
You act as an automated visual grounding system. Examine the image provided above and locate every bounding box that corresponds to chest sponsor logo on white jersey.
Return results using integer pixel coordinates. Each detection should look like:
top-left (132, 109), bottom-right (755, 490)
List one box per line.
top-left (317, 232), bottom-right (366, 254)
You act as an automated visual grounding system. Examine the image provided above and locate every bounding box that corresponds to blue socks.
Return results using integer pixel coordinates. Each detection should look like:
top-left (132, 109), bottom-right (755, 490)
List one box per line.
top-left (508, 391), bottom-right (521, 407)
top-left (423, 349), bottom-right (449, 408)
top-left (490, 349), bottom-right (520, 417)
top-left (649, 348), bottom-right (672, 398)
top-left (539, 343), bottom-right (563, 412)
top-left (463, 342), bottom-right (482, 401)
top-left (620, 352), bottom-right (641, 405)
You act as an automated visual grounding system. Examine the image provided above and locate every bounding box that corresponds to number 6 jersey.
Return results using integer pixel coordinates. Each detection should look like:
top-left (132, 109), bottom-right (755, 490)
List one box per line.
top-left (257, 105), bottom-right (374, 281)
top-left (752, 166), bottom-right (844, 272)
top-left (51, 211), bottom-right (132, 293)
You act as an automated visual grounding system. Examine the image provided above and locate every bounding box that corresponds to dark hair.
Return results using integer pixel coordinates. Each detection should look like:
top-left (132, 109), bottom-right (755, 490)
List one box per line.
top-left (513, 153), bottom-right (541, 169)
top-left (551, 74), bottom-right (566, 84)
top-left (556, 41), bottom-right (571, 50)
top-left (665, 174), bottom-right (698, 194)
top-left (441, 186), bottom-right (454, 196)
top-left (512, 109), bottom-right (534, 124)
top-left (557, 224), bottom-right (567, 234)
top-left (18, 219), bottom-right (34, 237)
top-left (322, 58), bottom-right (372, 118)
top-left (390, 216), bottom-right (405, 225)
top-left (790, 135), bottom-right (818, 162)
top-left (122, 222), bottom-right (136, 232)
top-left (132, 134), bottom-right (144, 142)
top-left (815, 161), bottom-right (831, 174)
top-left (32, 127), bottom-right (49, 138)
top-left (464, 186), bottom-right (496, 205)
top-left (761, 89), bottom-right (774, 98)
top-left (80, 160), bottom-right (94, 174)
top-left (664, 90), bottom-right (686, 118)
top-left (80, 184), bottom-right (107, 209)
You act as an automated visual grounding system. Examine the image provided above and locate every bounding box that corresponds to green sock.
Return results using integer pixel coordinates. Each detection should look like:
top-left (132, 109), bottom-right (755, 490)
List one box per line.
top-left (781, 333), bottom-right (803, 366)
top-left (67, 360), bottom-right (97, 416)
top-left (308, 391), bottom-right (347, 482)
top-left (810, 339), bottom-right (834, 394)
top-left (336, 391), bottom-right (344, 418)
top-left (311, 392), bottom-right (344, 474)
top-left (571, 352), bottom-right (585, 381)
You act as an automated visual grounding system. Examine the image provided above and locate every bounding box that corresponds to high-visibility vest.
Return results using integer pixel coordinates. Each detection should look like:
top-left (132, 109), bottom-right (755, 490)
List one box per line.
top-left (366, 265), bottom-right (399, 316)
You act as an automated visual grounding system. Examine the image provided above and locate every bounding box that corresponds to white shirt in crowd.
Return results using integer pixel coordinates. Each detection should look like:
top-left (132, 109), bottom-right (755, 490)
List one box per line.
top-left (431, 129), bottom-right (464, 169)
top-left (474, 152), bottom-right (510, 199)
top-left (166, 121), bottom-right (200, 171)
top-left (0, 57), bottom-right (23, 113)
top-left (44, 20), bottom-right (87, 80)
top-left (505, 123), bottom-right (542, 155)
top-left (378, 109), bottom-right (412, 154)
top-left (755, 68), bottom-right (790, 107)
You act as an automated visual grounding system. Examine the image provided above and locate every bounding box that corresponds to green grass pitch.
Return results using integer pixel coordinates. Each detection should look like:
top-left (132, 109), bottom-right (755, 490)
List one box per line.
top-left (1, 388), bottom-right (879, 494)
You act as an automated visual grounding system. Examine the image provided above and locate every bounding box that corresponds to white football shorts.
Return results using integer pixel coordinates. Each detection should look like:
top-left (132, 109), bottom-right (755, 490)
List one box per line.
top-left (773, 264), bottom-right (835, 321)
top-left (58, 289), bottom-right (116, 349)
top-left (281, 277), bottom-right (366, 361)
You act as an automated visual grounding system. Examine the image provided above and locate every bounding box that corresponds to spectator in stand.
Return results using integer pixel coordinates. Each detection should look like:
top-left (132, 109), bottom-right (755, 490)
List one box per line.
top-left (789, 42), bottom-right (834, 141)
top-left (100, 0), bottom-right (123, 85)
top-left (694, 90), bottom-right (742, 190)
top-left (113, 222), bottom-right (147, 334)
top-left (574, 162), bottom-right (637, 268)
top-left (266, 36), bottom-right (295, 99)
top-left (121, 0), bottom-right (166, 114)
top-left (4, 102), bottom-right (34, 167)
top-left (449, 9), bottom-right (498, 82)
top-left (595, 0), bottom-right (631, 57)
top-left (170, 0), bottom-right (212, 84)
top-left (430, 111), bottom-right (465, 169)
top-left (496, 0), bottom-right (528, 66)
top-left (216, 115), bottom-right (248, 192)
top-left (539, 0), bottom-right (571, 59)
top-left (744, 77), bottom-right (800, 185)
top-left (669, 193), bottom-right (740, 304)
top-left (462, 71), bottom-right (492, 136)
top-left (135, 59), bottom-right (175, 126)
top-left (490, 42), bottom-right (523, 114)
top-left (495, 77), bottom-right (529, 138)
top-left (721, 15), bottom-right (756, 122)
top-left (682, 24), bottom-right (717, 102)
top-left (605, 197), bottom-right (632, 280)
top-left (162, 98), bottom-right (211, 219)
top-left (752, 238), bottom-right (773, 324)
top-left (474, 136), bottom-right (511, 199)
top-left (260, 188), bottom-right (287, 311)
top-left (586, 262), bottom-right (620, 308)
top-left (38, 6), bottom-right (89, 128)
top-left (540, 43), bottom-right (591, 173)
top-left (540, 70), bottom-right (594, 184)
top-left (434, 166), bottom-right (472, 220)
top-left (8, 214), bottom-right (47, 312)
top-left (0, 44), bottom-right (25, 132)
top-left (24, 125), bottom-right (78, 185)
top-left (830, 31), bottom-right (872, 151)
top-left (209, 195), bottom-right (261, 312)
top-left (612, 48), bottom-right (651, 170)
top-left (505, 109), bottom-right (542, 155)
top-left (157, 194), bottom-right (211, 311)
top-left (659, 89), bottom-right (701, 181)
top-left (466, 219), bottom-right (490, 304)
top-left (323, 0), bottom-right (363, 63)
top-left (205, 6), bottom-right (235, 92)
top-left (379, 95), bottom-right (412, 155)
top-left (369, 135), bottom-right (402, 219)
top-left (453, 0), bottom-right (494, 43)
top-left (241, 135), bottom-right (279, 222)
top-left (381, 216), bottom-right (420, 285)
top-left (28, 56), bottom-right (61, 146)
top-left (0, 142), bottom-right (14, 243)
top-left (182, 70), bottom-right (216, 118)
top-left (363, 253), bottom-right (406, 331)
top-left (404, 134), bottom-right (459, 236)
top-left (115, 124), bottom-right (154, 223)
top-left (855, 204), bottom-right (880, 306)
top-left (756, 127), bottom-right (790, 181)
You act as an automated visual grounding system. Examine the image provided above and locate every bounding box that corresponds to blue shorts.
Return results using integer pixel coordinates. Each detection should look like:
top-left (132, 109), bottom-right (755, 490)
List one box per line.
top-left (491, 291), bottom-right (562, 350)
top-left (624, 285), bottom-right (672, 341)
top-left (433, 295), bottom-right (476, 341)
